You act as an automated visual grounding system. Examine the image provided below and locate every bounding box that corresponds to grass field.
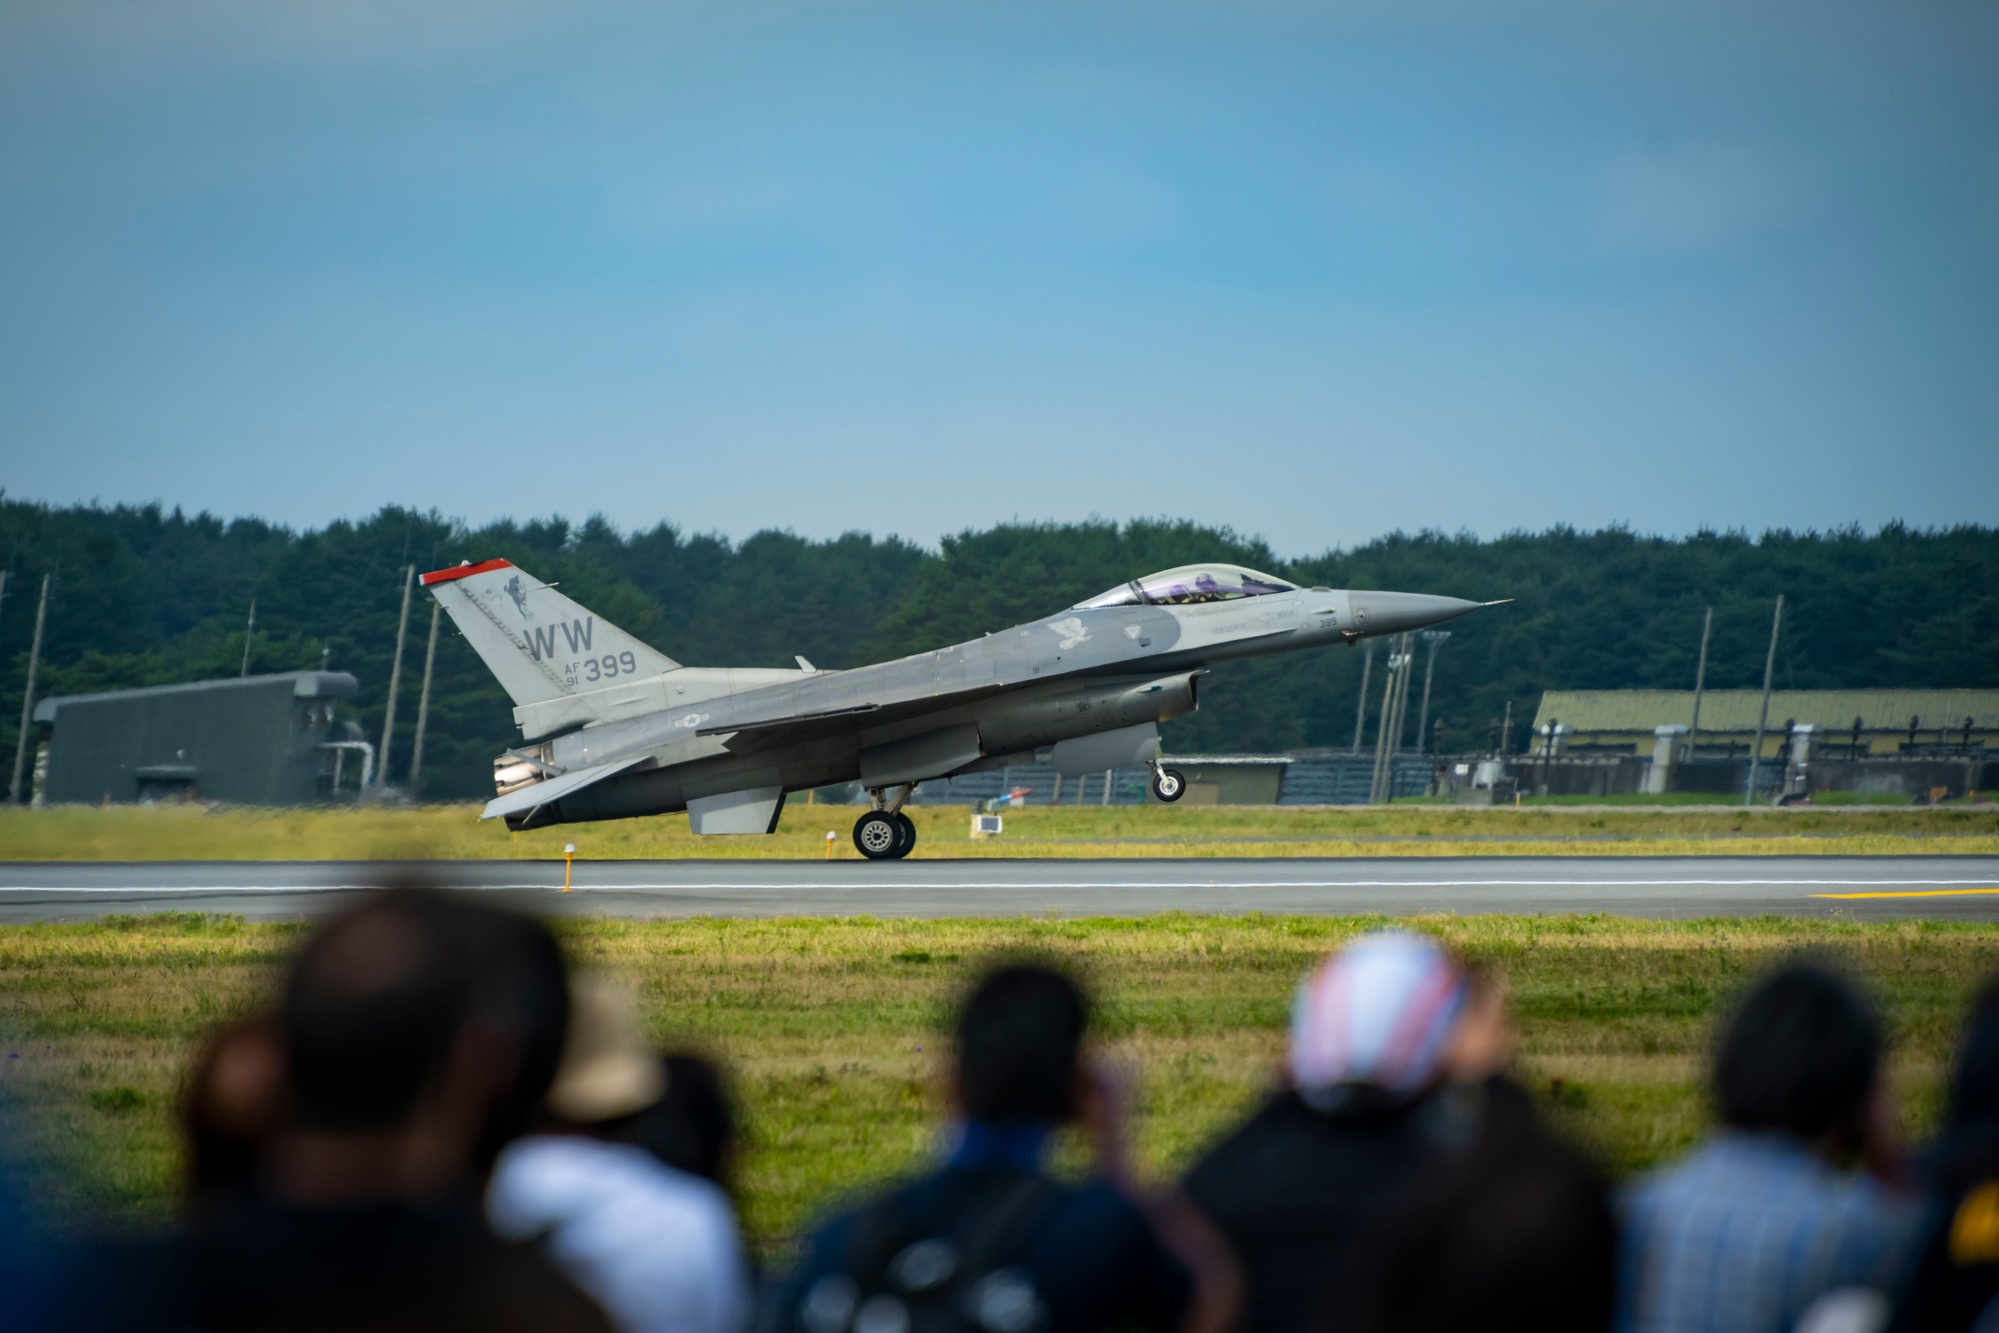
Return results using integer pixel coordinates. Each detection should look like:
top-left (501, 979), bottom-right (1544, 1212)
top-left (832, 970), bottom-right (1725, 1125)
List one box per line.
top-left (2, 802), bottom-right (1996, 862)
top-left (6, 912), bottom-right (1999, 1256)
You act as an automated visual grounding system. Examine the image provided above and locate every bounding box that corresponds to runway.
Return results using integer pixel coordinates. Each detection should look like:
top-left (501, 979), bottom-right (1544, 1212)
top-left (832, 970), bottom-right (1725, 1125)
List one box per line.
top-left (1, 856), bottom-right (1997, 922)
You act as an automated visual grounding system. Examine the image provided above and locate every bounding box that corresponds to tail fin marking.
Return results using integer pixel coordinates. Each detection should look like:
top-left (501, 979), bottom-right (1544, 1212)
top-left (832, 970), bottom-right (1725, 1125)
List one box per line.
top-left (422, 560), bottom-right (679, 710)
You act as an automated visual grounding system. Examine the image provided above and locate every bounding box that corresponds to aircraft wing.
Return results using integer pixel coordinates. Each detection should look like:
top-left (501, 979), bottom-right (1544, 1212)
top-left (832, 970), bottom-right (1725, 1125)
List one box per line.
top-left (690, 687), bottom-right (1014, 754)
top-left (695, 703), bottom-right (878, 739)
top-left (481, 756), bottom-right (648, 821)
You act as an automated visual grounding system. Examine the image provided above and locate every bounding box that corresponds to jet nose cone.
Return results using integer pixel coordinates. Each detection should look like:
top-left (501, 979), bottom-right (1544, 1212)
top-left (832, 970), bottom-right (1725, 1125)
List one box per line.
top-left (1351, 591), bottom-right (1488, 637)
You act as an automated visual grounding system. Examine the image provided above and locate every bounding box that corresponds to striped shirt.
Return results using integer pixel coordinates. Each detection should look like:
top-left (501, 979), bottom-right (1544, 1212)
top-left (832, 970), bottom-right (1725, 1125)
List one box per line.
top-left (1619, 1133), bottom-right (1924, 1333)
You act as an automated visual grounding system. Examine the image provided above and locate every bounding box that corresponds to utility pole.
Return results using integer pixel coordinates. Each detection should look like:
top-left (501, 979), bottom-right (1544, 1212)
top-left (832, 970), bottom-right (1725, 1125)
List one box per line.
top-left (1367, 642), bottom-right (1398, 802)
top-left (407, 601), bottom-right (442, 799)
top-left (239, 599), bottom-right (257, 677)
top-left (1390, 635), bottom-right (1415, 775)
top-left (1687, 606), bottom-right (1711, 760)
top-left (1397, 638), bottom-right (1414, 739)
top-left (1392, 635), bottom-right (1417, 784)
top-left (1745, 595), bottom-right (1784, 807)
top-left (1415, 630), bottom-right (1451, 754)
top-left (1499, 699), bottom-right (1512, 756)
top-left (1350, 639), bottom-right (1375, 753)
top-left (8, 573), bottom-right (51, 806)
top-left (377, 565), bottom-right (415, 791)
top-left (1369, 634), bottom-right (1414, 804)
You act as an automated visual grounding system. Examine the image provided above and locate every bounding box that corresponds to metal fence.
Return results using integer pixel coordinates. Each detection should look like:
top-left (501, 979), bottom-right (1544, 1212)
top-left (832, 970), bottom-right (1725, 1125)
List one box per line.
top-left (906, 761), bottom-right (1153, 807)
top-left (1276, 755), bottom-right (1434, 804)
top-left (891, 752), bottom-right (1439, 807)
top-left (817, 747), bottom-right (1998, 809)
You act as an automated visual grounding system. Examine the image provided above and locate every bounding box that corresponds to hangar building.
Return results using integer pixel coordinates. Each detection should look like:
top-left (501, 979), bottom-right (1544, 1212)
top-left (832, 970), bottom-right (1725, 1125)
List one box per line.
top-left (1531, 689), bottom-right (1999, 759)
top-left (1518, 688), bottom-right (1996, 800)
top-left (31, 671), bottom-right (363, 806)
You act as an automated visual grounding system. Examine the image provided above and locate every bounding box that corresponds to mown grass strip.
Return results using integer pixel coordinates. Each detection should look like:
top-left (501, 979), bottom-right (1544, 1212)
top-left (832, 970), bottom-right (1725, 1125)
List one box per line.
top-left (2, 803), bottom-right (1995, 862)
top-left (4, 912), bottom-right (1999, 1253)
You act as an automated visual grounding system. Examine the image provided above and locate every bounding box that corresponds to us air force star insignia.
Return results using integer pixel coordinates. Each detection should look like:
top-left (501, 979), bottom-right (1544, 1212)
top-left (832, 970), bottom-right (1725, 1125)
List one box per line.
top-left (1122, 624), bottom-right (1142, 640)
top-left (1051, 618), bottom-right (1090, 650)
top-left (679, 713), bottom-right (708, 728)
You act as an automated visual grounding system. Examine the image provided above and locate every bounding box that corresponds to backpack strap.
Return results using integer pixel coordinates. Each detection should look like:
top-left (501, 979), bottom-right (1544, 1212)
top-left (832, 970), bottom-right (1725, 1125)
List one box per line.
top-left (951, 1173), bottom-right (1064, 1277)
top-left (843, 1184), bottom-right (933, 1292)
top-left (840, 1169), bottom-right (1065, 1293)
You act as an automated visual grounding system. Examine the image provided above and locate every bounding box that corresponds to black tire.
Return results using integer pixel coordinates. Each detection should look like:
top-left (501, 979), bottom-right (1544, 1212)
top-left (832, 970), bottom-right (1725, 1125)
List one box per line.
top-left (892, 812), bottom-right (917, 858)
top-left (854, 811), bottom-right (903, 860)
top-left (1152, 767), bottom-right (1187, 803)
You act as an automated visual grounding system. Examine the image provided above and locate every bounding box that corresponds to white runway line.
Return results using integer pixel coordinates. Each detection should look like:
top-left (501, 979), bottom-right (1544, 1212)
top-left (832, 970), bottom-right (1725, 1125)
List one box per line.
top-left (6, 877), bottom-right (1999, 894)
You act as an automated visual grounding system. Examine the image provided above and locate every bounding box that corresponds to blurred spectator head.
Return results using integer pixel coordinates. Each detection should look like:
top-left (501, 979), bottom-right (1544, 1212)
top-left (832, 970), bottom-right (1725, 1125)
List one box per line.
top-left (609, 1054), bottom-right (738, 1190)
top-left (1947, 976), bottom-right (1999, 1130)
top-left (546, 972), bottom-right (664, 1126)
top-left (1714, 961), bottom-right (1880, 1143)
top-left (181, 1013), bottom-right (286, 1202)
top-left (1289, 931), bottom-right (1469, 1109)
top-left (954, 960), bottom-right (1090, 1125)
top-left (1330, 1082), bottom-right (1616, 1333)
top-left (1444, 967), bottom-right (1513, 1084)
top-left (283, 889), bottom-right (570, 1158)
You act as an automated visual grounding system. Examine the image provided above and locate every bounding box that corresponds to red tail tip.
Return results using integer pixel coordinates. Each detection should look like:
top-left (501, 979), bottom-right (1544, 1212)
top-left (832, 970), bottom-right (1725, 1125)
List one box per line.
top-left (420, 558), bottom-right (513, 587)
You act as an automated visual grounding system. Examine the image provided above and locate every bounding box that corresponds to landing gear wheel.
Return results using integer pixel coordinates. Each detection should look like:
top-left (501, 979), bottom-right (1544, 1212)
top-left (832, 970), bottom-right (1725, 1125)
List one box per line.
top-left (854, 811), bottom-right (903, 860)
top-left (892, 812), bottom-right (917, 858)
top-left (1151, 767), bottom-right (1187, 803)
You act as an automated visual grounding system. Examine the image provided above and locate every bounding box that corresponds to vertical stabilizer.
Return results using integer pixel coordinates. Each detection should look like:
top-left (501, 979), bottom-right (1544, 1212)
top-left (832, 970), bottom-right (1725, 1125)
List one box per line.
top-left (421, 560), bottom-right (679, 707)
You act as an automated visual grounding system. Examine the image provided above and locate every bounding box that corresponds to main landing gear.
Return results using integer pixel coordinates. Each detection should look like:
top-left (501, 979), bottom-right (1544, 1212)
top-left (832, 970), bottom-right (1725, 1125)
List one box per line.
top-left (854, 787), bottom-right (918, 860)
top-left (1150, 762), bottom-right (1187, 803)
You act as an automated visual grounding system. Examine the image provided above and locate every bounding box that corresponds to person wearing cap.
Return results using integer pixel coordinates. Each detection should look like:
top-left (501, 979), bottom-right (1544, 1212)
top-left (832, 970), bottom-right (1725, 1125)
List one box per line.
top-left (487, 974), bottom-right (752, 1333)
top-left (1181, 931), bottom-right (1494, 1333)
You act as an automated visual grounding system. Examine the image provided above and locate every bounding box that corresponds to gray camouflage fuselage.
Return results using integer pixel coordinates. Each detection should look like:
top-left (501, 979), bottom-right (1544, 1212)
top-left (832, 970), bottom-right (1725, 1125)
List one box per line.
top-left (498, 584), bottom-right (1483, 829)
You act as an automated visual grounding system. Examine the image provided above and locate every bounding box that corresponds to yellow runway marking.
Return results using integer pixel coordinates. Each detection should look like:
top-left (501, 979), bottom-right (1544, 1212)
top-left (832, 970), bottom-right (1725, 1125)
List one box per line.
top-left (1814, 887), bottom-right (1999, 900)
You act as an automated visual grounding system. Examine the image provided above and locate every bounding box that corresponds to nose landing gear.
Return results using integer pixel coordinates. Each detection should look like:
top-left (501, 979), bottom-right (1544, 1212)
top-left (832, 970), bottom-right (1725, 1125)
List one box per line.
top-left (853, 787), bottom-right (918, 859)
top-left (1149, 762), bottom-right (1187, 803)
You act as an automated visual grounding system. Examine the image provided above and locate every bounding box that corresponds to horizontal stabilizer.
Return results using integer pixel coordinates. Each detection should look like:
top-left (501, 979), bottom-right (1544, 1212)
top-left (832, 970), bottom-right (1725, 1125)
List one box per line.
top-left (481, 756), bottom-right (647, 821)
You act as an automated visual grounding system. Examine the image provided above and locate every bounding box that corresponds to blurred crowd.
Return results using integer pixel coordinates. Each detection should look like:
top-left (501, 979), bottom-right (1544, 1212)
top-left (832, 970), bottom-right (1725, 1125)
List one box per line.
top-left (8, 888), bottom-right (1999, 1333)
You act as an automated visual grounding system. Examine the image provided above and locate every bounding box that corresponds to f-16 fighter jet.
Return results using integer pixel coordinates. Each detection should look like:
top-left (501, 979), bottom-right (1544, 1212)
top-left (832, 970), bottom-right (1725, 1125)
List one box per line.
top-left (422, 559), bottom-right (1497, 859)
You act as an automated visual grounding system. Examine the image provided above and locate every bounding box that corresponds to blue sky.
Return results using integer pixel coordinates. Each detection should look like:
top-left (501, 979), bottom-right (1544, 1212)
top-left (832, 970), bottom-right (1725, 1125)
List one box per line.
top-left (2, 0), bottom-right (1995, 555)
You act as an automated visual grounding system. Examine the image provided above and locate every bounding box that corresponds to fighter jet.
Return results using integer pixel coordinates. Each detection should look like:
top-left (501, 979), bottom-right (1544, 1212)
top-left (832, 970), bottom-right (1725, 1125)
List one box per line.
top-left (422, 559), bottom-right (1496, 858)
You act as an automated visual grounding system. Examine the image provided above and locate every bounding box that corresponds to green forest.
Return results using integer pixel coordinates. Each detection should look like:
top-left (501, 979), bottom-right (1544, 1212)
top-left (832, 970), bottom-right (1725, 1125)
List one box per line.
top-left (1, 497), bottom-right (1993, 801)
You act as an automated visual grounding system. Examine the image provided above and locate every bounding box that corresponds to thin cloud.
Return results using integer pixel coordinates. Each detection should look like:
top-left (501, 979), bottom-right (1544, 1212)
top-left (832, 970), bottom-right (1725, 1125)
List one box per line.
top-left (1599, 145), bottom-right (1819, 253)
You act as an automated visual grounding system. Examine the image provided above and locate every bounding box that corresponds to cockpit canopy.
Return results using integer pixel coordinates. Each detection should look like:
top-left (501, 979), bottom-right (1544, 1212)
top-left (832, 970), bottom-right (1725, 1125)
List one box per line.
top-left (1075, 563), bottom-right (1299, 608)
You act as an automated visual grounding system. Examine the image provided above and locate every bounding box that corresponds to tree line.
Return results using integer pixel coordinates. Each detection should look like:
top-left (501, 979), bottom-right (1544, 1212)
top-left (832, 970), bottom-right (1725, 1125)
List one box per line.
top-left (1, 496), bottom-right (1992, 801)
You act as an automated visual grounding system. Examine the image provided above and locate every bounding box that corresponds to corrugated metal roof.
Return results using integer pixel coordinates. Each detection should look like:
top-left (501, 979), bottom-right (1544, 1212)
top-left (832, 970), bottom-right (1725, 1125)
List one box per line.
top-left (33, 671), bottom-right (358, 723)
top-left (1533, 689), bottom-right (1999, 735)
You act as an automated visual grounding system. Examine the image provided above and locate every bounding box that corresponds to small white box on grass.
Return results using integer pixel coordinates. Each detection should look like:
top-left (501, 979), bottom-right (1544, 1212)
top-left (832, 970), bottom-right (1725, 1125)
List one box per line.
top-left (971, 814), bottom-right (1003, 838)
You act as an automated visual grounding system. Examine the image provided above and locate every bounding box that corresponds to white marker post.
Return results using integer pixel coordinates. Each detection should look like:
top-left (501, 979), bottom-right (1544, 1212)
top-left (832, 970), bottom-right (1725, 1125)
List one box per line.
top-left (563, 842), bottom-right (576, 892)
